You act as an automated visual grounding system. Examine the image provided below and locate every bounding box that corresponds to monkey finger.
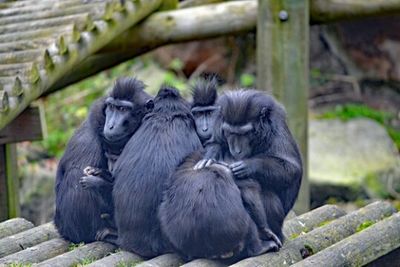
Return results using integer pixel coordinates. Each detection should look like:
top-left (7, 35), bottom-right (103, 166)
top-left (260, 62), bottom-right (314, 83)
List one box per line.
top-left (194, 159), bottom-right (208, 170)
top-left (205, 159), bottom-right (215, 167)
top-left (229, 161), bottom-right (244, 169)
top-left (218, 161), bottom-right (230, 167)
top-left (231, 165), bottom-right (245, 173)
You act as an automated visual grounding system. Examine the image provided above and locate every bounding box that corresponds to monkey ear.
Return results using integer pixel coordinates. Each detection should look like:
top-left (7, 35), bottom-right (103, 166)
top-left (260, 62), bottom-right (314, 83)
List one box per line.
top-left (145, 99), bottom-right (154, 111)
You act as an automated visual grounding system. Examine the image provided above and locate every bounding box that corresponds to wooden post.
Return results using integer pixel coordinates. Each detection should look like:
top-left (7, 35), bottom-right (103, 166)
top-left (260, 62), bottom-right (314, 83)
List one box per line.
top-left (257, 0), bottom-right (310, 213)
top-left (0, 105), bottom-right (45, 221)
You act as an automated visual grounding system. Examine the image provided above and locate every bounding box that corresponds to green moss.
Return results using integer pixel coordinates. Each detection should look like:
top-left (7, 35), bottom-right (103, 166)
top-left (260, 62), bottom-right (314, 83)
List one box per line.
top-left (116, 260), bottom-right (141, 267)
top-left (8, 264), bottom-right (32, 267)
top-left (356, 220), bottom-right (375, 232)
top-left (318, 104), bottom-right (400, 150)
top-left (317, 220), bottom-right (333, 227)
top-left (325, 197), bottom-right (338, 205)
top-left (68, 242), bottom-right (85, 251)
top-left (393, 200), bottom-right (400, 212)
top-left (354, 199), bottom-right (367, 208)
top-left (72, 257), bottom-right (96, 266)
top-left (289, 233), bottom-right (299, 240)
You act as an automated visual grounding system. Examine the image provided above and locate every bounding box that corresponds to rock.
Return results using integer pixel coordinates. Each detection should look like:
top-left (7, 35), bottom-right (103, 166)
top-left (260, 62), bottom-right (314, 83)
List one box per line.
top-left (309, 118), bottom-right (400, 202)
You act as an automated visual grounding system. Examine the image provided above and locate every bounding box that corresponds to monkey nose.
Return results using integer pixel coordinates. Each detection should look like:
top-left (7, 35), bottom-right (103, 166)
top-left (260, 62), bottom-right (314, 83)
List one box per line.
top-left (202, 128), bottom-right (208, 132)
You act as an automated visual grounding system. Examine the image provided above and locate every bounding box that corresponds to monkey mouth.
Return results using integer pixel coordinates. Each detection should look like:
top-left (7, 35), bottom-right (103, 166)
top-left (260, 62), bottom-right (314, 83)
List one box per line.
top-left (103, 133), bottom-right (128, 144)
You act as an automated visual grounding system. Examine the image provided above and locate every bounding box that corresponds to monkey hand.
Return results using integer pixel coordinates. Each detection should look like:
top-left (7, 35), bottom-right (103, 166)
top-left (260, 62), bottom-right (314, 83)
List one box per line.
top-left (229, 161), bottom-right (251, 179)
top-left (83, 166), bottom-right (102, 176)
top-left (193, 158), bottom-right (215, 170)
top-left (79, 175), bottom-right (105, 189)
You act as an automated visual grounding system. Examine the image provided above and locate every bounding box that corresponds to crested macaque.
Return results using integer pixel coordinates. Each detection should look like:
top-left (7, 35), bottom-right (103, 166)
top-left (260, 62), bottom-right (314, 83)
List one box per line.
top-left (55, 77), bottom-right (151, 243)
top-left (201, 89), bottom-right (303, 248)
top-left (113, 86), bottom-right (202, 258)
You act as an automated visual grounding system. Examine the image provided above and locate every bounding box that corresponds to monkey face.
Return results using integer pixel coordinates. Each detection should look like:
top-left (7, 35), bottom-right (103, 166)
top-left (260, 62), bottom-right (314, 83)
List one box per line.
top-left (103, 97), bottom-right (142, 143)
top-left (192, 106), bottom-right (220, 142)
top-left (222, 122), bottom-right (254, 160)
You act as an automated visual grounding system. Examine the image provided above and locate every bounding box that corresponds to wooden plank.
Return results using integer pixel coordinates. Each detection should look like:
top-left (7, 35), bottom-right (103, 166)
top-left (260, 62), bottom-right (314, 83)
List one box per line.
top-left (5, 143), bottom-right (19, 218)
top-left (0, 144), bottom-right (19, 221)
top-left (0, 238), bottom-right (69, 265)
top-left (291, 213), bottom-right (400, 267)
top-left (0, 105), bottom-right (45, 145)
top-left (36, 242), bottom-right (116, 267)
top-left (0, 217), bottom-right (34, 239)
top-left (232, 201), bottom-right (396, 267)
top-left (0, 222), bottom-right (59, 258)
top-left (257, 0), bottom-right (310, 213)
top-left (0, 145), bottom-right (8, 221)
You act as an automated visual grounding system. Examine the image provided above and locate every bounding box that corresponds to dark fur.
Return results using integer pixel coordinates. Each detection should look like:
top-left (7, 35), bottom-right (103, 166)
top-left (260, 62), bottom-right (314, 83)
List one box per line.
top-left (54, 77), bottom-right (150, 243)
top-left (212, 90), bottom-right (303, 241)
top-left (159, 151), bottom-right (253, 260)
top-left (191, 76), bottom-right (218, 107)
top-left (112, 86), bottom-right (202, 258)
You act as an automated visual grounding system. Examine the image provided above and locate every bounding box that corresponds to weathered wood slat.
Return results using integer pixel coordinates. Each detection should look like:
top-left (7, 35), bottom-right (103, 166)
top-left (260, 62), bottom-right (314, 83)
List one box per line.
top-left (0, 0), bottom-right (164, 130)
top-left (36, 242), bottom-right (116, 267)
top-left (0, 217), bottom-right (34, 239)
top-left (87, 251), bottom-right (142, 267)
top-left (0, 145), bottom-right (7, 221)
top-left (0, 49), bottom-right (42, 64)
top-left (0, 106), bottom-right (45, 145)
top-left (0, 4), bottom-right (105, 26)
top-left (0, 222), bottom-right (59, 258)
top-left (0, 25), bottom-right (72, 43)
top-left (283, 204), bottom-right (346, 238)
top-left (135, 253), bottom-right (183, 267)
top-left (0, 0), bottom-right (107, 17)
top-left (292, 213), bottom-right (400, 267)
top-left (231, 201), bottom-right (396, 267)
top-left (0, 13), bottom-right (88, 35)
top-left (0, 238), bottom-right (69, 265)
top-left (0, 63), bottom-right (32, 76)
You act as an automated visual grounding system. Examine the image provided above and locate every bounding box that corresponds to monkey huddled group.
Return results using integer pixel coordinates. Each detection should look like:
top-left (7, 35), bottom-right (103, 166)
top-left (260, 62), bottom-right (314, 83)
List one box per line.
top-left (54, 76), bottom-right (302, 262)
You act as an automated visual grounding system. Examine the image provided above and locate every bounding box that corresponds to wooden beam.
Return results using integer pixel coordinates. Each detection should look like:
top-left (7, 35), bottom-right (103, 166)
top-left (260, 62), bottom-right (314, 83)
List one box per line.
top-left (0, 105), bottom-right (45, 221)
top-left (0, 145), bottom-right (8, 221)
top-left (0, 143), bottom-right (19, 221)
top-left (310, 0), bottom-right (400, 24)
top-left (0, 105), bottom-right (45, 145)
top-left (257, 0), bottom-right (310, 213)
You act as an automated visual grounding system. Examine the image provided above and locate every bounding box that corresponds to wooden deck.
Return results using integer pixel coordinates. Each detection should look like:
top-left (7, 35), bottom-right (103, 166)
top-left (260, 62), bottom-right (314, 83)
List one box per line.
top-left (0, 201), bottom-right (399, 266)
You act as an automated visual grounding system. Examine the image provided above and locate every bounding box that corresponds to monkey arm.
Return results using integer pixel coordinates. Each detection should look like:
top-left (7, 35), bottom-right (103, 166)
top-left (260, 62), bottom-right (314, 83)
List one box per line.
top-left (231, 155), bottom-right (302, 189)
top-left (79, 175), bottom-right (113, 190)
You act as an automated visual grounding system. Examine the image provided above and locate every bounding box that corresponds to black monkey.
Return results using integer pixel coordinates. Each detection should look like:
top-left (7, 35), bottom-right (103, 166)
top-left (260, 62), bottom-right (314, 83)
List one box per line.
top-left (54, 77), bottom-right (151, 243)
top-left (112, 86), bottom-right (203, 258)
top-left (204, 90), bottom-right (303, 245)
top-left (159, 82), bottom-right (276, 261)
top-left (191, 80), bottom-right (282, 248)
top-left (159, 151), bottom-right (254, 261)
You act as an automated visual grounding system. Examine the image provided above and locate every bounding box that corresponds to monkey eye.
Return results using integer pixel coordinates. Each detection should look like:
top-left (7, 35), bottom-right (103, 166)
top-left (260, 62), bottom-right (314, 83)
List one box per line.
top-left (117, 106), bottom-right (126, 112)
